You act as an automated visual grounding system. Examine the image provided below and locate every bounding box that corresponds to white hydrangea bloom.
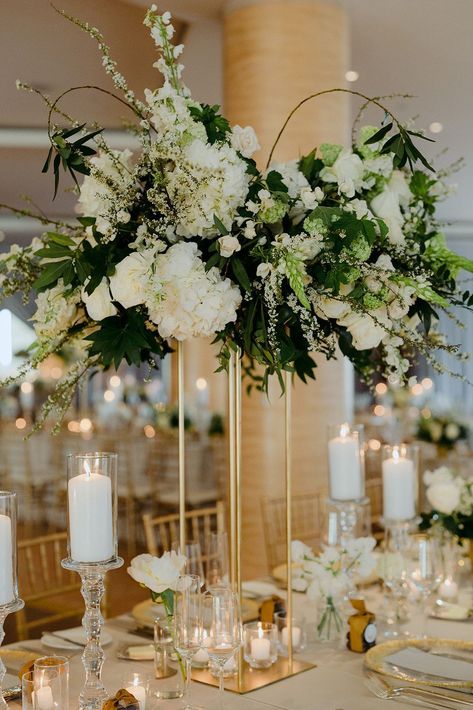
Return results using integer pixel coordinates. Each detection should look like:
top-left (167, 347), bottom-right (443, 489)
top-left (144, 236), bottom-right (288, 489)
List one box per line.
top-left (370, 170), bottom-right (412, 245)
top-left (164, 139), bottom-right (249, 237)
top-left (145, 241), bottom-right (241, 340)
top-left (320, 149), bottom-right (364, 198)
top-left (76, 149), bottom-right (134, 235)
top-left (32, 280), bottom-right (80, 338)
top-left (267, 160), bottom-right (310, 198)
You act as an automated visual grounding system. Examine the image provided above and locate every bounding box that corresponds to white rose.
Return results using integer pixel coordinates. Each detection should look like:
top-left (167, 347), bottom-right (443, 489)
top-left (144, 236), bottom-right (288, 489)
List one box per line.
top-left (256, 263), bottom-right (271, 279)
top-left (218, 235), bottom-right (241, 258)
top-left (445, 423), bottom-right (460, 441)
top-left (337, 307), bottom-right (391, 350)
top-left (82, 278), bottom-right (117, 321)
top-left (231, 125), bottom-right (260, 158)
top-left (426, 482), bottom-right (461, 514)
top-left (109, 252), bottom-right (150, 308)
top-left (313, 293), bottom-right (351, 320)
top-left (370, 170), bottom-right (411, 246)
top-left (127, 551), bottom-right (186, 595)
top-left (320, 149), bottom-right (364, 198)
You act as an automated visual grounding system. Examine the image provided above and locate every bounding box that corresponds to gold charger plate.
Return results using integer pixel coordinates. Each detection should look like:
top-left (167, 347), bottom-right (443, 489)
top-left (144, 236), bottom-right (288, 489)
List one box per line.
top-left (0, 648), bottom-right (40, 672)
top-left (132, 597), bottom-right (260, 629)
top-left (365, 638), bottom-right (473, 689)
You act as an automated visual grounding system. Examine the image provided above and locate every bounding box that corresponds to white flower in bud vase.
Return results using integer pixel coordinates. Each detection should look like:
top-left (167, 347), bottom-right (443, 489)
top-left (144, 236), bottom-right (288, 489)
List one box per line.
top-left (231, 125), bottom-right (260, 158)
top-left (109, 252), bottom-right (150, 308)
top-left (127, 551), bottom-right (186, 596)
top-left (82, 278), bottom-right (117, 321)
top-left (291, 540), bottom-right (313, 563)
top-left (218, 235), bottom-right (241, 258)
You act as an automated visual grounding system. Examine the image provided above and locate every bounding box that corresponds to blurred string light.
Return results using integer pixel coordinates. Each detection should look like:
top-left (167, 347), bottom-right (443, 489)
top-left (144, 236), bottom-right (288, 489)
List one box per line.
top-left (368, 439), bottom-right (381, 451)
top-left (375, 382), bottom-right (387, 395)
top-left (345, 70), bottom-right (359, 82)
top-left (196, 377), bottom-right (208, 390)
top-left (79, 418), bottom-right (92, 433)
top-left (373, 405), bottom-right (385, 417)
top-left (109, 375), bottom-right (121, 388)
top-left (421, 377), bottom-right (433, 390)
top-left (144, 424), bottom-right (156, 439)
top-left (68, 420), bottom-right (80, 433)
top-left (104, 389), bottom-right (115, 402)
top-left (0, 309), bottom-right (12, 366)
top-left (15, 418), bottom-right (26, 430)
top-left (50, 366), bottom-right (63, 380)
top-left (20, 382), bottom-right (33, 394)
top-left (411, 383), bottom-right (424, 396)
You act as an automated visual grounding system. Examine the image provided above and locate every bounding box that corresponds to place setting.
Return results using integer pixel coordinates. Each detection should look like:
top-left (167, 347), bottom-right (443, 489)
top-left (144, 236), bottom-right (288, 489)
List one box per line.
top-left (1, 2), bottom-right (473, 709)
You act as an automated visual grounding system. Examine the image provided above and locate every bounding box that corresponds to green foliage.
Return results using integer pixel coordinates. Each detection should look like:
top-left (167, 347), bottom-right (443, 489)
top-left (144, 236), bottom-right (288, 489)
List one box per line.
top-left (188, 104), bottom-right (231, 144)
top-left (365, 122), bottom-right (435, 172)
top-left (43, 124), bottom-right (103, 198)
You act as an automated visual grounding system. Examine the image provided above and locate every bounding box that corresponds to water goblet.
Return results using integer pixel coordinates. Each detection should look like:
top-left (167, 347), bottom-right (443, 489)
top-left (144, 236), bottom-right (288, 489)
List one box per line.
top-left (408, 533), bottom-right (442, 638)
top-left (173, 575), bottom-right (203, 710)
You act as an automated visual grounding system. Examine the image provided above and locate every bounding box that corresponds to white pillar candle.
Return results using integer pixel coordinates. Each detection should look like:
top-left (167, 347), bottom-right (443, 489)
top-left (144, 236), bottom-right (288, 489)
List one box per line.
top-left (68, 471), bottom-right (113, 563)
top-left (250, 635), bottom-right (271, 661)
top-left (34, 685), bottom-right (54, 710)
top-left (281, 625), bottom-right (301, 648)
top-left (0, 514), bottom-right (14, 606)
top-left (382, 454), bottom-right (415, 521)
top-left (125, 685), bottom-right (146, 709)
top-left (328, 425), bottom-right (362, 500)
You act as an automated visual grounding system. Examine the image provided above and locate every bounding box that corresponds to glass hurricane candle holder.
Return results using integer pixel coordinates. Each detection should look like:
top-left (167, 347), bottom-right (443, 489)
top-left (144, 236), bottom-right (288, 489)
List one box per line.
top-left (121, 671), bottom-right (150, 710)
top-left (381, 444), bottom-right (419, 523)
top-left (273, 611), bottom-right (305, 656)
top-left (0, 492), bottom-right (24, 710)
top-left (327, 424), bottom-right (365, 502)
top-left (62, 453), bottom-right (123, 710)
top-left (21, 668), bottom-right (63, 710)
top-left (243, 622), bottom-right (277, 669)
top-left (33, 657), bottom-right (69, 710)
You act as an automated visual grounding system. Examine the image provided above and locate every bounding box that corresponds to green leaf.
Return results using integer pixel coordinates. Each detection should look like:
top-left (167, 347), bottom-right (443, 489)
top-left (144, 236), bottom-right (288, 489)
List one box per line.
top-left (231, 257), bottom-right (251, 292)
top-left (47, 232), bottom-right (76, 246)
top-left (364, 122), bottom-right (393, 145)
top-left (266, 170), bottom-right (288, 193)
top-left (35, 245), bottom-right (72, 259)
top-left (33, 260), bottom-right (70, 290)
top-left (213, 215), bottom-right (229, 236)
top-left (42, 147), bottom-right (53, 174)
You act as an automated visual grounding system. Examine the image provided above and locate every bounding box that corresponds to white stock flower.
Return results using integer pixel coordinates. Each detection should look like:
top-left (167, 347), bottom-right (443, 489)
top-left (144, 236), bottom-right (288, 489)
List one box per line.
top-left (320, 149), bottom-right (364, 198)
top-left (82, 278), bottom-right (117, 321)
top-left (145, 241), bottom-right (241, 340)
top-left (109, 252), bottom-right (151, 309)
top-left (370, 170), bottom-right (412, 246)
top-left (76, 149), bottom-right (134, 235)
top-left (218, 235), bottom-right (241, 258)
top-left (127, 551), bottom-right (186, 595)
top-left (291, 540), bottom-right (313, 562)
top-left (337, 307), bottom-right (391, 350)
top-left (231, 125), bottom-right (260, 158)
top-left (32, 280), bottom-right (79, 338)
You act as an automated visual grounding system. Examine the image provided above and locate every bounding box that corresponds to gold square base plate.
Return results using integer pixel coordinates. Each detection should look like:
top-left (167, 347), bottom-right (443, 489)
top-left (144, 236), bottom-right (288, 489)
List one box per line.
top-left (192, 657), bottom-right (317, 694)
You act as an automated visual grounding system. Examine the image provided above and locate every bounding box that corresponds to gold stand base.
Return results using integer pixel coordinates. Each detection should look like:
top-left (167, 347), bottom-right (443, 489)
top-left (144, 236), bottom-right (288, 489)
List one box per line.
top-left (192, 657), bottom-right (317, 694)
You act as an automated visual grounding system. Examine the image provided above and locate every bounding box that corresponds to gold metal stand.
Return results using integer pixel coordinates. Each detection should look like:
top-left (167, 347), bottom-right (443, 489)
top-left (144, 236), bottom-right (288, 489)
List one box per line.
top-left (177, 341), bottom-right (185, 552)
top-left (179, 350), bottom-right (316, 693)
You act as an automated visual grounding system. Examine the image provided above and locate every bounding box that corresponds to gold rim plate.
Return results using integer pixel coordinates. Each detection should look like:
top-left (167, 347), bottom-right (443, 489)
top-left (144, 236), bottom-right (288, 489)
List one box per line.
top-left (365, 637), bottom-right (473, 689)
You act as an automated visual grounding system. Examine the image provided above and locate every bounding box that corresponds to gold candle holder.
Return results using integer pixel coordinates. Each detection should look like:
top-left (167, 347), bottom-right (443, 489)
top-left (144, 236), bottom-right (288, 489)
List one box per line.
top-left (176, 347), bottom-right (315, 693)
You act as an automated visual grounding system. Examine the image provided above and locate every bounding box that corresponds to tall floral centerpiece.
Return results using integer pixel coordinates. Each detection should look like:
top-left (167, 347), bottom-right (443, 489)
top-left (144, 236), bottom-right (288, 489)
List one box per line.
top-left (292, 537), bottom-right (376, 642)
top-left (1, 6), bottom-right (472, 432)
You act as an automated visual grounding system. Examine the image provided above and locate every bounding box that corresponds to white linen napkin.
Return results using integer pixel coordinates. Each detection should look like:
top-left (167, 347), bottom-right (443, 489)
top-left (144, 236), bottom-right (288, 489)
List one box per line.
top-left (386, 647), bottom-right (473, 682)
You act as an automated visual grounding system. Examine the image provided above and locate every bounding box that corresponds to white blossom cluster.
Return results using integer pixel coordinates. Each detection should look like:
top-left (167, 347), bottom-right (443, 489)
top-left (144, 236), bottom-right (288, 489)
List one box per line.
top-left (424, 466), bottom-right (472, 516)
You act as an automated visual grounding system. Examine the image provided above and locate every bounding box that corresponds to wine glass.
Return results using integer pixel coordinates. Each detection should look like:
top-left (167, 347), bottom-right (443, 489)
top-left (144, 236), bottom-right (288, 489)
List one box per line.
top-left (206, 532), bottom-right (229, 588)
top-left (408, 534), bottom-right (442, 638)
top-left (202, 587), bottom-right (242, 708)
top-left (173, 575), bottom-right (203, 710)
top-left (380, 524), bottom-right (410, 639)
top-left (172, 540), bottom-right (205, 581)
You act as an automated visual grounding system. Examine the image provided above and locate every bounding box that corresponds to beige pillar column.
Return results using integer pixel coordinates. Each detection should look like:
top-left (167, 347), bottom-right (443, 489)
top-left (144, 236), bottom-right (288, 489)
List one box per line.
top-left (224, 0), bottom-right (352, 577)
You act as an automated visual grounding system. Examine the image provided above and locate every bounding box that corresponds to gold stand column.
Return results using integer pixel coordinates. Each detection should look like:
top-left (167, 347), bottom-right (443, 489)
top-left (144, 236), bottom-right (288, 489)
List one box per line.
top-left (177, 341), bottom-right (186, 552)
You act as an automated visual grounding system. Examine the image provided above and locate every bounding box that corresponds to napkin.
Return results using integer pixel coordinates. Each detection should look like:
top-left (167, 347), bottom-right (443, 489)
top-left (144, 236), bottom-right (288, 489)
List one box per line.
top-left (386, 647), bottom-right (473, 682)
top-left (126, 644), bottom-right (154, 660)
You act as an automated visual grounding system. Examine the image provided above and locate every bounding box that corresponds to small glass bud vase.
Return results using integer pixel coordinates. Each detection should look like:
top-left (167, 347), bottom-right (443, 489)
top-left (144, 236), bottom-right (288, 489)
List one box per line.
top-left (0, 491), bottom-right (24, 710)
top-left (316, 595), bottom-right (346, 644)
top-left (243, 622), bottom-right (277, 669)
top-left (327, 424), bottom-right (365, 502)
top-left (62, 453), bottom-right (123, 710)
top-left (381, 444), bottom-right (419, 523)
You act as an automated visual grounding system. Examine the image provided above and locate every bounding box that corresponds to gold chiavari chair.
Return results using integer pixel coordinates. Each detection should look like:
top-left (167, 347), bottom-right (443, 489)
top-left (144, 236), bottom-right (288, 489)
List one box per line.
top-left (365, 477), bottom-right (383, 538)
top-left (16, 532), bottom-right (83, 640)
top-left (142, 502), bottom-right (226, 566)
top-left (261, 491), bottom-right (327, 570)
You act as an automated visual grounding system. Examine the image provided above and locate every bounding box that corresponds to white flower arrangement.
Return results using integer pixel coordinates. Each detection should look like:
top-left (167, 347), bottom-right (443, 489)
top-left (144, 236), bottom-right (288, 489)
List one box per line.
top-left (127, 550), bottom-right (186, 613)
top-left (421, 466), bottom-right (473, 540)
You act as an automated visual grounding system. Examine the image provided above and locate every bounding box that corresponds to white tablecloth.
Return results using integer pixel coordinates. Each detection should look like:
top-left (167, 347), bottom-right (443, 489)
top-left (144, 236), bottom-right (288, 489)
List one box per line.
top-left (5, 584), bottom-right (473, 709)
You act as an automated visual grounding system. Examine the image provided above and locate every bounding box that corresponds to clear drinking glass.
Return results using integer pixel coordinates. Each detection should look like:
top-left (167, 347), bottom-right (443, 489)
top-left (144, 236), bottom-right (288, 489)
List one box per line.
top-left (206, 532), bottom-right (229, 588)
top-left (202, 587), bottom-right (242, 709)
top-left (171, 541), bottom-right (205, 582)
top-left (408, 534), bottom-right (442, 638)
top-left (33, 657), bottom-right (69, 710)
top-left (273, 611), bottom-right (306, 655)
top-left (380, 523), bottom-right (410, 639)
top-left (22, 669), bottom-right (63, 709)
top-left (173, 575), bottom-right (203, 710)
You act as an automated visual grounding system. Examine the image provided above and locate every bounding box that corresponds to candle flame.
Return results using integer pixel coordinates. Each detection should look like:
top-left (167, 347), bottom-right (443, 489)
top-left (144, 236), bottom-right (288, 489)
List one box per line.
top-left (392, 448), bottom-right (400, 462)
top-left (257, 622), bottom-right (264, 639)
top-left (340, 423), bottom-right (350, 437)
top-left (83, 460), bottom-right (92, 479)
